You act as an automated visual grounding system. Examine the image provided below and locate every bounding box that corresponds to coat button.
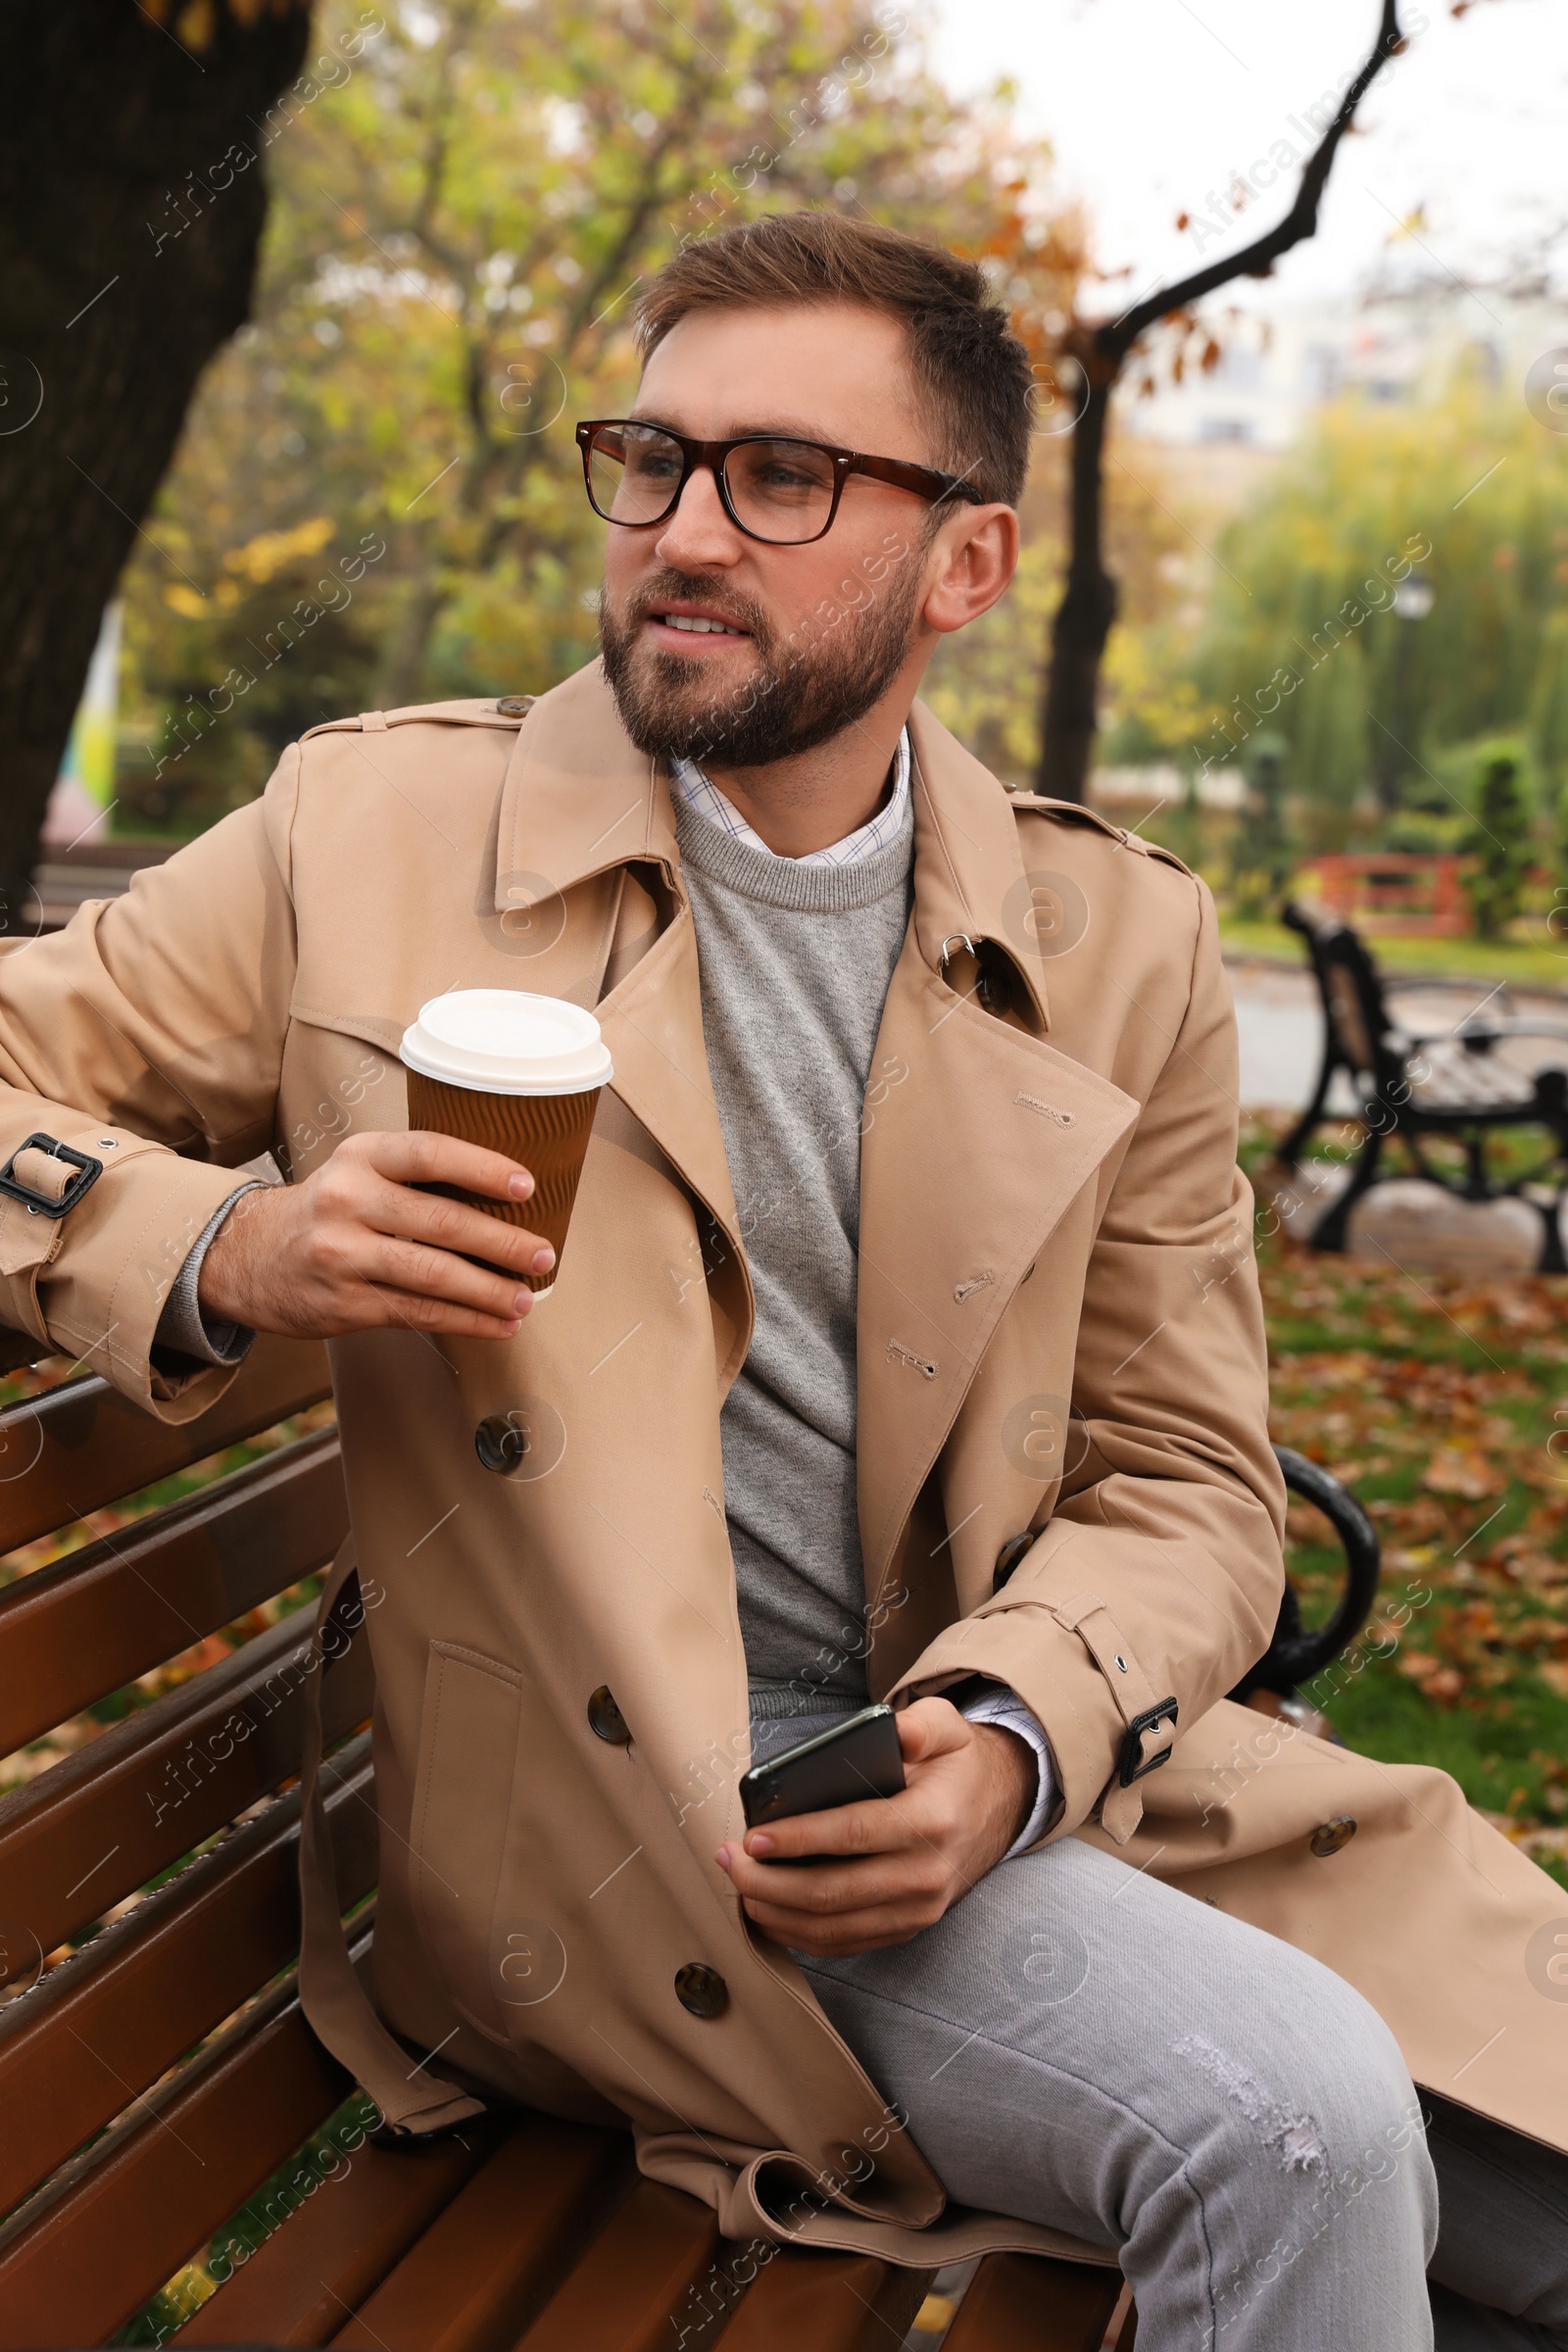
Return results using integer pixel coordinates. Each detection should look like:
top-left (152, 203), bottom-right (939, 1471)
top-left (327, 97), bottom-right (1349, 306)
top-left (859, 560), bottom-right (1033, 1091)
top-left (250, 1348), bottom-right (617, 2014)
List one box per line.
top-left (1309, 1816), bottom-right (1357, 1857)
top-left (674, 1963), bottom-right (728, 2019)
top-left (587, 1686), bottom-right (631, 1745)
top-left (496, 695), bottom-right (533, 715)
top-left (474, 1413), bottom-right (527, 1474)
top-left (993, 1532), bottom-right (1035, 1592)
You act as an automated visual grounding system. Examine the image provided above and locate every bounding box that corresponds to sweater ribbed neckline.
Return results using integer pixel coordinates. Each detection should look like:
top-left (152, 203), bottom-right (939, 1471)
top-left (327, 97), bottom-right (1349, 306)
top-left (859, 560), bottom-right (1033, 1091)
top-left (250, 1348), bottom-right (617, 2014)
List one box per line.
top-left (674, 790), bottom-right (913, 913)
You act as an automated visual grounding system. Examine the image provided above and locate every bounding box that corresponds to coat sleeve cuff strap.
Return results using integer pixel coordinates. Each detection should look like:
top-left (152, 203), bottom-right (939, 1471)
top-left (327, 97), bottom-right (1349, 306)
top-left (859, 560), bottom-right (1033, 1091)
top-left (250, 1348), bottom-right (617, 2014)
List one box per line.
top-left (1048, 1590), bottom-right (1178, 1841)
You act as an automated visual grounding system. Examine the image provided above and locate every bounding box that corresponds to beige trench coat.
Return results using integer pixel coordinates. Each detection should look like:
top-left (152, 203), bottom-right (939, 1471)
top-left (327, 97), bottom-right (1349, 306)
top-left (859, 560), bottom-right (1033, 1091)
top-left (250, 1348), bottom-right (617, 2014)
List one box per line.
top-left (0, 662), bottom-right (1562, 2264)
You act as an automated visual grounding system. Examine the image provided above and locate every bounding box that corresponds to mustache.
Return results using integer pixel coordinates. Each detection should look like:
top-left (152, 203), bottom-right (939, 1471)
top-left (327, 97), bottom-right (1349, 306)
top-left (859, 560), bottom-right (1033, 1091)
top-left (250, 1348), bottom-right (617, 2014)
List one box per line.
top-left (619, 569), bottom-right (773, 648)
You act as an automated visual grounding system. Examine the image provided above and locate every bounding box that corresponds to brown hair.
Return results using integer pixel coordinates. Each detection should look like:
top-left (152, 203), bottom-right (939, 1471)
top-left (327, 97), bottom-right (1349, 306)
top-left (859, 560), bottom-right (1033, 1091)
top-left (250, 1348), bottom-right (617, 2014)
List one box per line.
top-left (635, 211), bottom-right (1034, 509)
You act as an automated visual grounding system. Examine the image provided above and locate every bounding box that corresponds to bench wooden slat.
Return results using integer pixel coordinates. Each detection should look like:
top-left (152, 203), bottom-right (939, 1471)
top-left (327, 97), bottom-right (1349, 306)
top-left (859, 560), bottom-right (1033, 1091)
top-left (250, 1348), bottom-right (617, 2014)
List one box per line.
top-left (514, 2177), bottom-right (723, 2352)
top-left (0, 1428), bottom-right (347, 1751)
top-left (325, 2117), bottom-right (632, 2351)
top-left (940, 2251), bottom-right (1124, 2350)
top-left (0, 1331), bottom-right (330, 1554)
top-left (0, 1607), bottom-right (371, 1960)
top-left (715, 2248), bottom-right (934, 2348)
top-left (0, 1735), bottom-right (374, 2216)
top-left (0, 1940), bottom-right (367, 2349)
top-left (175, 2124), bottom-right (491, 2346)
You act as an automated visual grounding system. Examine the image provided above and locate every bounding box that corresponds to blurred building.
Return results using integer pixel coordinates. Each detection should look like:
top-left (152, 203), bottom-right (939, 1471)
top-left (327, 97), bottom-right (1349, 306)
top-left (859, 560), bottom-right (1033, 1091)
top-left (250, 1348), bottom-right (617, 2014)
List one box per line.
top-left (1119, 283), bottom-right (1566, 459)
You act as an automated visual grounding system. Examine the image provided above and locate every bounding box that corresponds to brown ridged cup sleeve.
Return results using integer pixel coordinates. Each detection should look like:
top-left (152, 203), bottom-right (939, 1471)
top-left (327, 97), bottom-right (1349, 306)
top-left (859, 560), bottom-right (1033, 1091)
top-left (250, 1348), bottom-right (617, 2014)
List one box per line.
top-left (405, 1070), bottom-right (601, 1291)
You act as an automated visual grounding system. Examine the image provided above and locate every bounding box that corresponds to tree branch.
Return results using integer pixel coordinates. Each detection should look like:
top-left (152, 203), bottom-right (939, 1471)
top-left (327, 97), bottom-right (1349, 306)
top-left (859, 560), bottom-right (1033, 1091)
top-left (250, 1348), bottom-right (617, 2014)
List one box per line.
top-left (1099, 0), bottom-right (1405, 366)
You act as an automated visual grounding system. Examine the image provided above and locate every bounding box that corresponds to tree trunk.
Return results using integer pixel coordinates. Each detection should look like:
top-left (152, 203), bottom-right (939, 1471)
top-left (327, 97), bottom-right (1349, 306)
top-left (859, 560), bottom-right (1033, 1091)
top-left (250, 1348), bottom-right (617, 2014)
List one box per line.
top-left (1035, 375), bottom-right (1116, 804)
top-left (1031, 1), bottom-right (1405, 808)
top-left (0, 1), bottom-right (311, 931)
top-left (373, 573), bottom-right (448, 714)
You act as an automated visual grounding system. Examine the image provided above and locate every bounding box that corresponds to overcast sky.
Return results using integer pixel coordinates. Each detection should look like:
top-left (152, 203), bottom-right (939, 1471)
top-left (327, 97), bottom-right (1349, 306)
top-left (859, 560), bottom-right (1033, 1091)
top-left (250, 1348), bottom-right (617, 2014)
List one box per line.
top-left (922, 0), bottom-right (1568, 321)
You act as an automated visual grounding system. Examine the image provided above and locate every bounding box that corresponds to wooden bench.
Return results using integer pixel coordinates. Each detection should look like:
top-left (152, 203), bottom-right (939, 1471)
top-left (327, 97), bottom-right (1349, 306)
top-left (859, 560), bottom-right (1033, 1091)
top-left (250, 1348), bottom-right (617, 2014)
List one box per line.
top-left (0, 1337), bottom-right (1376, 2348)
top-left (0, 1337), bottom-right (1137, 2351)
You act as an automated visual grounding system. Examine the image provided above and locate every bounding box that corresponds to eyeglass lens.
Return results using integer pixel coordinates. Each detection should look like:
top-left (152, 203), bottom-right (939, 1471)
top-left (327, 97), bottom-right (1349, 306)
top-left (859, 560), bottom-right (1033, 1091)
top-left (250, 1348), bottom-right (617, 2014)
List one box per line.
top-left (587, 424), bottom-right (839, 544)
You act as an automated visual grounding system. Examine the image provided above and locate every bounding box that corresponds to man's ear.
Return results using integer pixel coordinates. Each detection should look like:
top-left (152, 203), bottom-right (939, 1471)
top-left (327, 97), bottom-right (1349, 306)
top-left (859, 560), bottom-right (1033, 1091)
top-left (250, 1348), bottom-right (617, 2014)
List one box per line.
top-left (920, 504), bottom-right (1020, 636)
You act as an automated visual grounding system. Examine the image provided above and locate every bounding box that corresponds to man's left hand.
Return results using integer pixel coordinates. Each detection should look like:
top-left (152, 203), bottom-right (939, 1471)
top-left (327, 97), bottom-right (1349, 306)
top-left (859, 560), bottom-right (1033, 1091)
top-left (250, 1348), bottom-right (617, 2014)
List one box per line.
top-left (715, 1697), bottom-right (1036, 1957)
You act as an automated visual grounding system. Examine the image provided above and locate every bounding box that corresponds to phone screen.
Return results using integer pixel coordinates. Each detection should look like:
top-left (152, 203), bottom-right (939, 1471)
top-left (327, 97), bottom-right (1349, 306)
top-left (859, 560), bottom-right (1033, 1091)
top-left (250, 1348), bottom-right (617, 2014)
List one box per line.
top-left (739, 1702), bottom-right (906, 1832)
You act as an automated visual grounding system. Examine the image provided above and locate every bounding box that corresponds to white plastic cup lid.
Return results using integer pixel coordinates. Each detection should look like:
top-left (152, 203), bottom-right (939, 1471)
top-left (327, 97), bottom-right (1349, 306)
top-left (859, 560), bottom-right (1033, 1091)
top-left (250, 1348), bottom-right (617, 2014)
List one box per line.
top-left (400, 990), bottom-right (613, 1096)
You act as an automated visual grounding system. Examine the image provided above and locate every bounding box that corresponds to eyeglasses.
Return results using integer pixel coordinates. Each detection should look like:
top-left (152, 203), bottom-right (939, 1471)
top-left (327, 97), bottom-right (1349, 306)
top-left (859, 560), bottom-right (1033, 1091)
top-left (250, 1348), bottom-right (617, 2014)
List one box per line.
top-left (575, 418), bottom-right (984, 547)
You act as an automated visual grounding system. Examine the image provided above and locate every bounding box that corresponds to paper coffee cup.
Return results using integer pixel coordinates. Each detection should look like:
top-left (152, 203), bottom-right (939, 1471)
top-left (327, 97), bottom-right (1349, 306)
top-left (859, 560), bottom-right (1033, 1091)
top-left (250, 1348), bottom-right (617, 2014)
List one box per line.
top-left (400, 990), bottom-right (612, 1296)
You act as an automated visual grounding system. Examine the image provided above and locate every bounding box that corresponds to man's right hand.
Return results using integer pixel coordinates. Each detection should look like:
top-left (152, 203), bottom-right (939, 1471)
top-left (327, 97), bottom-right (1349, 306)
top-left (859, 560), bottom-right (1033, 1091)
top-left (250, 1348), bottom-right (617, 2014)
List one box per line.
top-left (198, 1132), bottom-right (553, 1342)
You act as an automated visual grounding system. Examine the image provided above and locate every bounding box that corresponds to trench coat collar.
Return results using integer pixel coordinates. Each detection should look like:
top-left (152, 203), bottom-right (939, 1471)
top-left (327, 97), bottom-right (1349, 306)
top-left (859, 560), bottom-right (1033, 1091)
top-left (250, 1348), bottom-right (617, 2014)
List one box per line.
top-left (902, 701), bottom-right (1052, 1032)
top-left (492, 657), bottom-right (675, 917)
top-left (487, 663), bottom-right (753, 1280)
top-left (493, 660), bottom-right (1054, 1031)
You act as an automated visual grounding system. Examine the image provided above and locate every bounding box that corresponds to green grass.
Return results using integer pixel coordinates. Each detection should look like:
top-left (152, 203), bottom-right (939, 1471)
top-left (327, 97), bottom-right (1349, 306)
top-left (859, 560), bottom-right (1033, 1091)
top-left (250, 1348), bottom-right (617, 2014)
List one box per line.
top-left (1222, 915), bottom-right (1568, 992)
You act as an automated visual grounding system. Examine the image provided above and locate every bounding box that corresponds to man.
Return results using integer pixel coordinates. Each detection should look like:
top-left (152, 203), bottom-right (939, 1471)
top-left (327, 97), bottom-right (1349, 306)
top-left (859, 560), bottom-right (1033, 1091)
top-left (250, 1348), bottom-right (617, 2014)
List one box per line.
top-left (3, 213), bottom-right (1564, 2347)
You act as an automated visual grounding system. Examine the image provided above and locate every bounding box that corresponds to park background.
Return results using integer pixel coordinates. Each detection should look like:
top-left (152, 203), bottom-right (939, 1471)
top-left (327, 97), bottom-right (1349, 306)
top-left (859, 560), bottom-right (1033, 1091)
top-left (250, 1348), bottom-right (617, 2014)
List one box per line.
top-left (11, 2), bottom-right (1568, 1921)
top-left (5, 3), bottom-right (1568, 2333)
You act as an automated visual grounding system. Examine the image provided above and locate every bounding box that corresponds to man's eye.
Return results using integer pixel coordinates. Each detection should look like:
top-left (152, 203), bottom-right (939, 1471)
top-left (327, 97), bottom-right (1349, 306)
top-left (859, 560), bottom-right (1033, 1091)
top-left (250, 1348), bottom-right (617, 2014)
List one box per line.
top-left (755, 464), bottom-right (818, 494)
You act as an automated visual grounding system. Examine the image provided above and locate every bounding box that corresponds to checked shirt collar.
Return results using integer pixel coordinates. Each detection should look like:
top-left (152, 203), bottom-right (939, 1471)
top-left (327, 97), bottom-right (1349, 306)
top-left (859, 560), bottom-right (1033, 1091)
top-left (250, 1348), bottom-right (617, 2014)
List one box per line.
top-left (668, 728), bottom-right (911, 868)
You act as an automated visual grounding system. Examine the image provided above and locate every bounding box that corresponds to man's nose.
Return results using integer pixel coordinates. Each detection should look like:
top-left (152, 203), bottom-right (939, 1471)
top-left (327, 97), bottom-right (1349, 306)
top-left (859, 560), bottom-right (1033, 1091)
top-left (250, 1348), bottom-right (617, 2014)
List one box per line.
top-left (654, 463), bottom-right (746, 570)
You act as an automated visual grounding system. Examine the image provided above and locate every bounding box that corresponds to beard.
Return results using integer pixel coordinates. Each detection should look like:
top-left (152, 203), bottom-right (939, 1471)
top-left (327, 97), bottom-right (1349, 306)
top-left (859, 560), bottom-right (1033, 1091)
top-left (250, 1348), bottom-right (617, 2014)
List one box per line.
top-left (599, 556), bottom-right (923, 770)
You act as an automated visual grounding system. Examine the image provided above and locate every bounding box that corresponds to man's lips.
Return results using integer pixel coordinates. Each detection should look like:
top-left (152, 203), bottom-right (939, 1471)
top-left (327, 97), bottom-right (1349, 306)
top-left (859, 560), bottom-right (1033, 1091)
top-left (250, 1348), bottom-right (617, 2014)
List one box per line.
top-left (642, 601), bottom-right (753, 646)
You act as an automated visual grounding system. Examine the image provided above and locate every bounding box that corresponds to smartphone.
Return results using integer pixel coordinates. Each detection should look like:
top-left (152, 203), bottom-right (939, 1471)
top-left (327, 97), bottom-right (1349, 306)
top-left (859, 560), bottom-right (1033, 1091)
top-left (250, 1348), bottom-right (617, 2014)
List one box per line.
top-left (739, 1702), bottom-right (906, 1833)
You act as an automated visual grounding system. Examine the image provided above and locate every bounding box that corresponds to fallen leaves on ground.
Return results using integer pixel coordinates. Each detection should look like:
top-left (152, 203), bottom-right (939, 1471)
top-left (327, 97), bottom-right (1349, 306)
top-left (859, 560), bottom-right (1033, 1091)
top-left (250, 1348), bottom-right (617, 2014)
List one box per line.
top-left (1424, 1447), bottom-right (1506, 1498)
top-left (1245, 1112), bottom-right (1568, 1867)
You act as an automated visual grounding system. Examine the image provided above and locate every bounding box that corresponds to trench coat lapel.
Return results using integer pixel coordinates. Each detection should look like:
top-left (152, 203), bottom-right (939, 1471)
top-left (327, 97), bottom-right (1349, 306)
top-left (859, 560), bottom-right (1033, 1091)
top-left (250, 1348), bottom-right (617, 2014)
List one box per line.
top-left (493, 661), bottom-right (743, 1258)
top-left (855, 708), bottom-right (1140, 1603)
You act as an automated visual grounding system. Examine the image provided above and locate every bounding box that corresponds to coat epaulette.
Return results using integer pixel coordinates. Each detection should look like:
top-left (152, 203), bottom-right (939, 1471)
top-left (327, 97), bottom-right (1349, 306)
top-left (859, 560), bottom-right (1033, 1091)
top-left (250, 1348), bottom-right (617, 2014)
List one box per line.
top-left (1005, 789), bottom-right (1196, 880)
top-left (300, 696), bottom-right (534, 742)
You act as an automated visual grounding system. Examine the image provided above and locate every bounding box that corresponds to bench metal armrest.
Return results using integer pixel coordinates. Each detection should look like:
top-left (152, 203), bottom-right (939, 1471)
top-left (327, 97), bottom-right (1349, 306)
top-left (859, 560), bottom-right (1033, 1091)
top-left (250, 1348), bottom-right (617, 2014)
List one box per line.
top-left (1228, 1447), bottom-right (1381, 1702)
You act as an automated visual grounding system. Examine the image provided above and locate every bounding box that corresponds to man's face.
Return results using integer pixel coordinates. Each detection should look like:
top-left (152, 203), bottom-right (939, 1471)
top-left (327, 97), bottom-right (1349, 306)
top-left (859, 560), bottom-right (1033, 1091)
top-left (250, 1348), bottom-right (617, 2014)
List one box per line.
top-left (598, 302), bottom-right (949, 769)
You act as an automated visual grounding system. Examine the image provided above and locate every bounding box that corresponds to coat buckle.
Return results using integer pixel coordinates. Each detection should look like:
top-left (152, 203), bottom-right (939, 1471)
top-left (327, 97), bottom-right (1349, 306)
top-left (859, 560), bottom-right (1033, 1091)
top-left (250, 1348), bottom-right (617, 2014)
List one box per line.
top-left (1118, 1695), bottom-right (1179, 1786)
top-left (0, 1133), bottom-right (104, 1218)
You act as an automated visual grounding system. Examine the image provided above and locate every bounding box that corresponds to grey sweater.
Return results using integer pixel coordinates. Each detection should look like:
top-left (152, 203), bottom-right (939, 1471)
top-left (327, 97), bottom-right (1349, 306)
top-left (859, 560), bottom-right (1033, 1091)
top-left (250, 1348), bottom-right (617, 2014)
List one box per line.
top-left (673, 790), bottom-right (914, 1719)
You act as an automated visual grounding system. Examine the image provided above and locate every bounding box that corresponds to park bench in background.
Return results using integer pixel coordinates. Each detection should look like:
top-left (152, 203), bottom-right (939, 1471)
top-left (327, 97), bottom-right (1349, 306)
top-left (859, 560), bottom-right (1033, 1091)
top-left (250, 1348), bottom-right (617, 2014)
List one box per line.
top-left (1278, 897), bottom-right (1568, 1268)
top-left (0, 1334), bottom-right (1376, 2349)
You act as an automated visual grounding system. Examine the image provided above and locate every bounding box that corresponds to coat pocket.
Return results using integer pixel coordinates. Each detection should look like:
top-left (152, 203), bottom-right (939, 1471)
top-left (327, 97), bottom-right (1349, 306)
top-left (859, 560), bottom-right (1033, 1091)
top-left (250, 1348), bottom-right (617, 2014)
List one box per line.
top-left (410, 1640), bottom-right (523, 2043)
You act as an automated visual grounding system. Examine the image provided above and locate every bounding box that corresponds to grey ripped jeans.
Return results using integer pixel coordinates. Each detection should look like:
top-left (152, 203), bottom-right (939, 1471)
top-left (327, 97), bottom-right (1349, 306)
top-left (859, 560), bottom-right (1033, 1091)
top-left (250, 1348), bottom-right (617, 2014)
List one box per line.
top-left (796, 1834), bottom-right (1568, 2351)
